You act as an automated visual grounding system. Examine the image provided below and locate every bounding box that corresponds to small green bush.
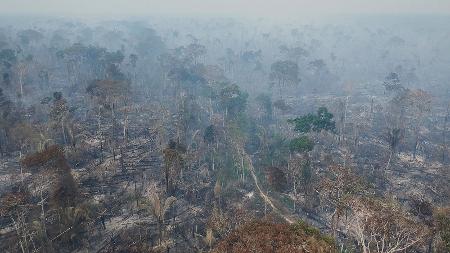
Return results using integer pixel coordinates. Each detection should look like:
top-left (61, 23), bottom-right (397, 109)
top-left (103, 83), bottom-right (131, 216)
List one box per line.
top-left (289, 136), bottom-right (314, 153)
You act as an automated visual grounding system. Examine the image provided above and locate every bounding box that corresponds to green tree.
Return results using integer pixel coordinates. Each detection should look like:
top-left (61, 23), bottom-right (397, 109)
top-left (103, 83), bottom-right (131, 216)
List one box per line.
top-left (204, 125), bottom-right (216, 145)
top-left (0, 88), bottom-right (12, 155)
top-left (269, 60), bottom-right (299, 98)
top-left (289, 136), bottom-right (314, 153)
top-left (288, 107), bottom-right (336, 134)
top-left (0, 49), bottom-right (17, 92)
top-left (219, 83), bottom-right (248, 119)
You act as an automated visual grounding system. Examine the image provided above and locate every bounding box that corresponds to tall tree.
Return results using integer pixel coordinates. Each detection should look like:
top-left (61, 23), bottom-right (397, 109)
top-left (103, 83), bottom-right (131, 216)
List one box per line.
top-left (49, 92), bottom-right (70, 145)
top-left (163, 140), bottom-right (185, 194)
top-left (0, 49), bottom-right (17, 88)
top-left (219, 83), bottom-right (248, 120)
top-left (0, 88), bottom-right (12, 155)
top-left (288, 107), bottom-right (336, 134)
top-left (269, 60), bottom-right (300, 98)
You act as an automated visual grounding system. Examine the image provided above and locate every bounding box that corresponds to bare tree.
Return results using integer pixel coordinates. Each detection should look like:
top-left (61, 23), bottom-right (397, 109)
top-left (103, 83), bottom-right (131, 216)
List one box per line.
top-left (146, 190), bottom-right (177, 246)
top-left (348, 197), bottom-right (428, 253)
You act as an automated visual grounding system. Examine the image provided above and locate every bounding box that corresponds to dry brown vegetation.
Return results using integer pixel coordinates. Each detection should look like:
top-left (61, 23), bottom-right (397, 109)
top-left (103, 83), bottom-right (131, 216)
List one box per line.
top-left (213, 220), bottom-right (336, 253)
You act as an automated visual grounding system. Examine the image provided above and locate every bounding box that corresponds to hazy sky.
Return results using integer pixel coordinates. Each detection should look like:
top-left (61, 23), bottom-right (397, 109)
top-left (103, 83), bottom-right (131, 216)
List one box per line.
top-left (1, 0), bottom-right (450, 17)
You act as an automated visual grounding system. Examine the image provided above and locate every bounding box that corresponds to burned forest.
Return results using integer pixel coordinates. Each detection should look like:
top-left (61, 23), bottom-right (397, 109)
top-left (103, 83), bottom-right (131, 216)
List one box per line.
top-left (0, 2), bottom-right (450, 253)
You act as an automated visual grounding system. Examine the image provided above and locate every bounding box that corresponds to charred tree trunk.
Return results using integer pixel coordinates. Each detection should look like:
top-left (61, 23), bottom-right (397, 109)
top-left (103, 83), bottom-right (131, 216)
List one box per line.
top-left (413, 125), bottom-right (419, 159)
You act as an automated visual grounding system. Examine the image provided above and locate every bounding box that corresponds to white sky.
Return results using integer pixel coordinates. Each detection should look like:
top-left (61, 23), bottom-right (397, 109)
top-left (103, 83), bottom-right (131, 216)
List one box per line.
top-left (1, 0), bottom-right (449, 17)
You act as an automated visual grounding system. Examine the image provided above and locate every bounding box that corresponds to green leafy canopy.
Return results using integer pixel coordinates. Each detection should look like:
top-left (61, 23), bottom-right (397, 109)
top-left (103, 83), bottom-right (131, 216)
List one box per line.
top-left (289, 136), bottom-right (314, 153)
top-left (288, 107), bottom-right (336, 134)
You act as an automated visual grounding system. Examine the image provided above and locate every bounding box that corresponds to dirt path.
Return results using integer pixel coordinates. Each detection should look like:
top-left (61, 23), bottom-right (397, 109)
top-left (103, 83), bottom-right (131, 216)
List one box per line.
top-left (243, 150), bottom-right (331, 231)
top-left (242, 151), bottom-right (295, 224)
